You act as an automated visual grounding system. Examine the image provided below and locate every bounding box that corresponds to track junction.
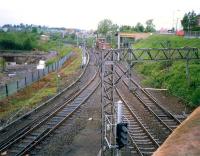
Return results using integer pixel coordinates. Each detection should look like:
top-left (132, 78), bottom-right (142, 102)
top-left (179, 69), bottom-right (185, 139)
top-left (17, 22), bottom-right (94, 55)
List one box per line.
top-left (0, 47), bottom-right (199, 156)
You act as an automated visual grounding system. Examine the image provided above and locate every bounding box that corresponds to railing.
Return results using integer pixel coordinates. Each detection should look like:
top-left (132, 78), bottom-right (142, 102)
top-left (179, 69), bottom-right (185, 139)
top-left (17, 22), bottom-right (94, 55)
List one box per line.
top-left (184, 31), bottom-right (200, 38)
top-left (0, 52), bottom-right (74, 99)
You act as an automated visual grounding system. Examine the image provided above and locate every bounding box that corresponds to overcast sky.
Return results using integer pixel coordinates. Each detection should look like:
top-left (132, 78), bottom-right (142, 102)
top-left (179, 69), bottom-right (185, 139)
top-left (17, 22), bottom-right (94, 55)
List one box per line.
top-left (0, 0), bottom-right (199, 30)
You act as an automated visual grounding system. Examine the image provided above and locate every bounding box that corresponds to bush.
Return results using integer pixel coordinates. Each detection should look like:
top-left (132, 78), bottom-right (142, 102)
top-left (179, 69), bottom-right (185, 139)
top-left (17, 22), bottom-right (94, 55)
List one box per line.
top-left (0, 32), bottom-right (38, 50)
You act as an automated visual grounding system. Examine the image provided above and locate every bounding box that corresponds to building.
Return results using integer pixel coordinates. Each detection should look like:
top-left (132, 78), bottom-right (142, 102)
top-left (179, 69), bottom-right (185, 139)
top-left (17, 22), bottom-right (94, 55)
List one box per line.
top-left (40, 35), bottom-right (49, 41)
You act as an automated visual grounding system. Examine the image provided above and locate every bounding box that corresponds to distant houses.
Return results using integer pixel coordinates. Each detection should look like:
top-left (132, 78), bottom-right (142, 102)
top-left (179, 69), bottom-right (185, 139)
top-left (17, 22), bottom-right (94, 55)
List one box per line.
top-left (40, 35), bottom-right (49, 42)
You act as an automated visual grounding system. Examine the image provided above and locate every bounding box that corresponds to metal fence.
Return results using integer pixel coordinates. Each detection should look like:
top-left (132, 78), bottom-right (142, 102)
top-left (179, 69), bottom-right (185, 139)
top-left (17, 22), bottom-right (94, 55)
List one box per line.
top-left (184, 31), bottom-right (200, 38)
top-left (0, 52), bottom-right (73, 99)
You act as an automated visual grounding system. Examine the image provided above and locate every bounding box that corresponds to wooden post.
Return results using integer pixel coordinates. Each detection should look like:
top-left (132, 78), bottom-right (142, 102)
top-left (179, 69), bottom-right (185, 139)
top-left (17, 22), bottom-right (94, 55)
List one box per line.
top-left (17, 80), bottom-right (19, 90)
top-left (25, 76), bottom-right (27, 86)
top-left (38, 70), bottom-right (40, 80)
top-left (32, 72), bottom-right (34, 82)
top-left (5, 84), bottom-right (8, 97)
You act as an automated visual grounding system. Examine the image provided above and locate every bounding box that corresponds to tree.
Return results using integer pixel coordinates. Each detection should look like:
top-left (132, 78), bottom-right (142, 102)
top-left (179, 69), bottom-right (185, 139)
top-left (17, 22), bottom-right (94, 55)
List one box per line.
top-left (32, 27), bottom-right (38, 33)
top-left (134, 22), bottom-right (144, 32)
top-left (97, 19), bottom-right (113, 37)
top-left (145, 19), bottom-right (156, 32)
top-left (181, 11), bottom-right (199, 31)
top-left (120, 25), bottom-right (133, 32)
top-left (23, 38), bottom-right (32, 50)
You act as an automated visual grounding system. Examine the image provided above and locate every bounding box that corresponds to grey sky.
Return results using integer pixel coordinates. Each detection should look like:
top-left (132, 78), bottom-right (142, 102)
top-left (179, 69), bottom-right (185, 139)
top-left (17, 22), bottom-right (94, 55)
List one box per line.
top-left (0, 0), bottom-right (199, 30)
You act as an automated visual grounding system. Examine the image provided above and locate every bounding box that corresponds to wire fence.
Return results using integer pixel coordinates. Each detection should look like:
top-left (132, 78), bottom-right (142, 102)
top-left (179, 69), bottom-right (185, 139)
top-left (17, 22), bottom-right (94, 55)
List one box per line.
top-left (184, 31), bottom-right (200, 38)
top-left (0, 52), bottom-right (74, 99)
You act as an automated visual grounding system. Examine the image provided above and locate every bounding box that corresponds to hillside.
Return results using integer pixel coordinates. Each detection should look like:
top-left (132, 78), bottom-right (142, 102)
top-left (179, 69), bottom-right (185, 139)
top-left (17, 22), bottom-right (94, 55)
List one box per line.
top-left (133, 34), bottom-right (200, 108)
top-left (134, 34), bottom-right (200, 48)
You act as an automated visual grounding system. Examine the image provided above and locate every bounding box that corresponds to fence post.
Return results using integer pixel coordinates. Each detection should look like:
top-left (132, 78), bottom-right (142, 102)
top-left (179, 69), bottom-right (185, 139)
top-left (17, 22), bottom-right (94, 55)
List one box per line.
top-left (48, 65), bottom-right (49, 73)
top-left (38, 70), bottom-right (40, 80)
top-left (25, 76), bottom-right (27, 86)
top-left (32, 72), bottom-right (34, 82)
top-left (5, 84), bottom-right (8, 97)
top-left (17, 80), bottom-right (19, 90)
top-left (43, 69), bottom-right (45, 76)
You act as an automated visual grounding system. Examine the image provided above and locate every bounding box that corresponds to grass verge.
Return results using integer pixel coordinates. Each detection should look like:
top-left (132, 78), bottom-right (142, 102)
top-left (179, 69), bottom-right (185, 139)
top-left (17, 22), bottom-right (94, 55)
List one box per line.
top-left (134, 34), bottom-right (200, 108)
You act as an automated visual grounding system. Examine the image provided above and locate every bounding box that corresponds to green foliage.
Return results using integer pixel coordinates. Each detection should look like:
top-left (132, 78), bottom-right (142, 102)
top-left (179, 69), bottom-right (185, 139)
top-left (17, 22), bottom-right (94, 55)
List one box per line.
top-left (0, 32), bottom-right (38, 50)
top-left (86, 37), bottom-right (95, 48)
top-left (97, 19), bottom-right (119, 38)
top-left (134, 22), bottom-right (144, 32)
top-left (31, 27), bottom-right (38, 33)
top-left (97, 19), bottom-right (113, 37)
top-left (181, 10), bottom-right (199, 31)
top-left (46, 46), bottom-right (72, 65)
top-left (145, 19), bottom-right (156, 32)
top-left (134, 34), bottom-right (200, 48)
top-left (0, 58), bottom-right (3, 71)
top-left (134, 34), bottom-right (200, 108)
top-left (120, 25), bottom-right (135, 32)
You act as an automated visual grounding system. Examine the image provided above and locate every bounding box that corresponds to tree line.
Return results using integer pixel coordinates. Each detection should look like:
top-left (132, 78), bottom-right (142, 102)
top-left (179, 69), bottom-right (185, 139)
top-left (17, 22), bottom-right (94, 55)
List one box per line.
top-left (97, 19), bottom-right (156, 37)
top-left (181, 10), bottom-right (200, 31)
top-left (0, 32), bottom-right (38, 50)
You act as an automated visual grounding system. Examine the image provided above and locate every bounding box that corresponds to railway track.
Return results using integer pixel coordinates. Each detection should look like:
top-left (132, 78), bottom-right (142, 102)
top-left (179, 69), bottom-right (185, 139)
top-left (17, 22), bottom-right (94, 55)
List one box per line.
top-left (0, 64), bottom-right (100, 156)
top-left (116, 88), bottom-right (159, 156)
top-left (0, 49), bottom-right (92, 142)
top-left (0, 48), bottom-right (100, 155)
top-left (115, 64), bottom-right (183, 134)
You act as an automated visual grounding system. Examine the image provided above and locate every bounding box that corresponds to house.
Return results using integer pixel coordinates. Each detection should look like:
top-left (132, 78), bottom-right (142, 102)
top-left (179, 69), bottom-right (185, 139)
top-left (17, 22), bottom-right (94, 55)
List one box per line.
top-left (40, 35), bottom-right (49, 41)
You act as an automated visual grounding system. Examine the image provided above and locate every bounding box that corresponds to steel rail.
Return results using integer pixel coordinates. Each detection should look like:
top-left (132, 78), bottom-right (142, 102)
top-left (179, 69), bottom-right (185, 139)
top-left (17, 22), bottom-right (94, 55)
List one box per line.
top-left (17, 77), bottom-right (101, 156)
top-left (0, 66), bottom-right (100, 156)
top-left (117, 63), bottom-right (182, 123)
top-left (116, 87), bottom-right (159, 156)
top-left (115, 67), bottom-right (172, 132)
top-left (115, 64), bottom-right (181, 132)
top-left (0, 49), bottom-right (90, 134)
top-left (0, 49), bottom-right (93, 151)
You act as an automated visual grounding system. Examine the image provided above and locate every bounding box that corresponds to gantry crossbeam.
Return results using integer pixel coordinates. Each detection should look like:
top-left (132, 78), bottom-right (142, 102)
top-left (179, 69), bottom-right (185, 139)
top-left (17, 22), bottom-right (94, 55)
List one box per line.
top-left (120, 47), bottom-right (199, 63)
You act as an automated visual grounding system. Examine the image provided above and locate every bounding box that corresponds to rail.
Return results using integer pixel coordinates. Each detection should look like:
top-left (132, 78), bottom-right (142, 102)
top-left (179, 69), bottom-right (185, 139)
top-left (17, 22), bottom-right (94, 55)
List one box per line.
top-left (116, 87), bottom-right (159, 156)
top-left (0, 56), bottom-right (100, 155)
top-left (0, 48), bottom-right (89, 135)
top-left (115, 64), bottom-right (182, 132)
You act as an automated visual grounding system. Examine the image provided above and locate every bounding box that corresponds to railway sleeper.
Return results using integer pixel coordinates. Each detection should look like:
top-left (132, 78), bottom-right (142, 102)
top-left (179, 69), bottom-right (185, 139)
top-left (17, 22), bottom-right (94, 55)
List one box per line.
top-left (169, 125), bottom-right (178, 129)
top-left (141, 151), bottom-right (154, 156)
top-left (128, 122), bottom-right (138, 125)
top-left (11, 143), bottom-right (27, 149)
top-left (129, 129), bottom-right (144, 133)
top-left (51, 116), bottom-right (64, 120)
top-left (49, 118), bottom-right (63, 123)
top-left (25, 135), bottom-right (38, 140)
top-left (56, 112), bottom-right (71, 117)
top-left (9, 148), bottom-right (23, 154)
top-left (129, 126), bottom-right (142, 130)
top-left (134, 139), bottom-right (151, 143)
top-left (139, 145), bottom-right (156, 150)
top-left (157, 114), bottom-right (168, 117)
top-left (130, 132), bottom-right (147, 136)
top-left (132, 135), bottom-right (149, 139)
